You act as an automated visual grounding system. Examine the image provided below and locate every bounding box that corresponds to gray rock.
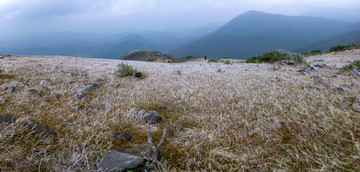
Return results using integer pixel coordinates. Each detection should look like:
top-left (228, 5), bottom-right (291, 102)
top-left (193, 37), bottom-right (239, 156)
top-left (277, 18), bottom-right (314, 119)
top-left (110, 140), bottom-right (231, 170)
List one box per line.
top-left (301, 71), bottom-right (307, 75)
top-left (82, 83), bottom-right (98, 90)
top-left (309, 65), bottom-right (319, 71)
top-left (0, 114), bottom-right (16, 123)
top-left (356, 72), bottom-right (360, 76)
top-left (108, 132), bottom-right (132, 141)
top-left (0, 55), bottom-right (3, 59)
top-left (337, 87), bottom-right (348, 92)
top-left (76, 92), bottom-right (87, 99)
top-left (136, 109), bottom-right (163, 124)
top-left (288, 60), bottom-right (295, 65)
top-left (28, 89), bottom-right (38, 94)
top-left (280, 60), bottom-right (287, 65)
top-left (27, 120), bottom-right (55, 138)
top-left (5, 86), bottom-right (16, 92)
top-left (98, 150), bottom-right (145, 172)
top-left (94, 78), bottom-right (105, 83)
top-left (74, 105), bottom-right (83, 111)
top-left (274, 66), bottom-right (281, 70)
top-left (121, 144), bottom-right (150, 157)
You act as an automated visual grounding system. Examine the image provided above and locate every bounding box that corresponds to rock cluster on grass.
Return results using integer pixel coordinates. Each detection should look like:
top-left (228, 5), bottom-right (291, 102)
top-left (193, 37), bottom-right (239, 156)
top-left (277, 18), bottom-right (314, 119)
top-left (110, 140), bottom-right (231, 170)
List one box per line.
top-left (280, 60), bottom-right (295, 65)
top-left (5, 86), bottom-right (16, 92)
top-left (82, 83), bottom-right (98, 90)
top-left (136, 109), bottom-right (163, 124)
top-left (0, 114), bottom-right (16, 123)
top-left (75, 92), bottom-right (87, 99)
top-left (108, 132), bottom-right (132, 141)
top-left (98, 150), bottom-right (145, 172)
top-left (26, 120), bottom-right (55, 138)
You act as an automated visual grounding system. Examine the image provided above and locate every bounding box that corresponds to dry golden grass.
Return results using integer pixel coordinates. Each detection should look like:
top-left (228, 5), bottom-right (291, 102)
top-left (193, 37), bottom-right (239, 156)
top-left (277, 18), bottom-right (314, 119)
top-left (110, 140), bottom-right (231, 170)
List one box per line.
top-left (0, 50), bottom-right (359, 171)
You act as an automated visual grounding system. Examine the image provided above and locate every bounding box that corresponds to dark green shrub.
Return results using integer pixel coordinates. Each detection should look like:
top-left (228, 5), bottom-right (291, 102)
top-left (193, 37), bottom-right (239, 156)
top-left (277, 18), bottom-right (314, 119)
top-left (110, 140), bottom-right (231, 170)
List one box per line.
top-left (224, 60), bottom-right (231, 64)
top-left (343, 60), bottom-right (360, 70)
top-left (310, 49), bottom-right (322, 55)
top-left (245, 49), bottom-right (306, 64)
top-left (114, 63), bottom-right (136, 77)
top-left (301, 51), bottom-right (310, 56)
top-left (328, 44), bottom-right (360, 52)
top-left (208, 58), bottom-right (219, 63)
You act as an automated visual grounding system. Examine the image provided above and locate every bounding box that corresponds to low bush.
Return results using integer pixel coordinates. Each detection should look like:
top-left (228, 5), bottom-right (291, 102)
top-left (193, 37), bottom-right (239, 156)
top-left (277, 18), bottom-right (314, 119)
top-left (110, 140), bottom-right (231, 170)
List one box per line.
top-left (328, 44), bottom-right (360, 52)
top-left (114, 63), bottom-right (136, 77)
top-left (343, 60), bottom-right (360, 70)
top-left (208, 58), bottom-right (219, 63)
top-left (245, 49), bottom-right (306, 64)
top-left (310, 49), bottom-right (322, 55)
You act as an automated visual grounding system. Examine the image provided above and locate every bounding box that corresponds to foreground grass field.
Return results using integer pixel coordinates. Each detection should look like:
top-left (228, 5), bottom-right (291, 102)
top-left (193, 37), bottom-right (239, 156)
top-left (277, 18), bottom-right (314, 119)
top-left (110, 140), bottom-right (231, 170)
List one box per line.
top-left (0, 49), bottom-right (360, 171)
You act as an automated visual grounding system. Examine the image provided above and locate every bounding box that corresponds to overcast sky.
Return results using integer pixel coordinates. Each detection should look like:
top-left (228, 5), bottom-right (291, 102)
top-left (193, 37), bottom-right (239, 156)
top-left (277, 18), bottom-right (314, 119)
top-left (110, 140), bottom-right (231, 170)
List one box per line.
top-left (1, 0), bottom-right (360, 38)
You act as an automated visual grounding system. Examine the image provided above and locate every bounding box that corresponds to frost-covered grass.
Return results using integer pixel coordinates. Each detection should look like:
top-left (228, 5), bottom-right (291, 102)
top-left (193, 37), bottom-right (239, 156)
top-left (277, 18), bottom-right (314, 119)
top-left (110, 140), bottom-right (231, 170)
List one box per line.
top-left (0, 51), bottom-right (360, 171)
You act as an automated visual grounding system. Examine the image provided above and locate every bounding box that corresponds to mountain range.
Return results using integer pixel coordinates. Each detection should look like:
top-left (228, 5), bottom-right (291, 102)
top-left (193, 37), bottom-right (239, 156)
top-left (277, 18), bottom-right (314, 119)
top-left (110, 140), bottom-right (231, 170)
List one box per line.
top-left (1, 10), bottom-right (359, 59)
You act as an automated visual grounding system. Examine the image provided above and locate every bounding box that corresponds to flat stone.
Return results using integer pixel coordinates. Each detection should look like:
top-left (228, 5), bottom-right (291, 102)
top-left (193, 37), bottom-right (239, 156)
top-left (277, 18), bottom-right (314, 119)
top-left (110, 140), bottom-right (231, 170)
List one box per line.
top-left (74, 105), bottom-right (83, 111)
top-left (75, 92), bottom-right (87, 99)
top-left (121, 144), bottom-right (150, 157)
top-left (82, 83), bottom-right (98, 90)
top-left (0, 114), bottom-right (16, 123)
top-left (337, 87), bottom-right (348, 92)
top-left (108, 132), bottom-right (132, 141)
top-left (28, 89), bottom-right (38, 94)
top-left (5, 86), bottom-right (16, 92)
top-left (98, 150), bottom-right (145, 172)
top-left (27, 120), bottom-right (55, 138)
top-left (136, 109), bottom-right (163, 124)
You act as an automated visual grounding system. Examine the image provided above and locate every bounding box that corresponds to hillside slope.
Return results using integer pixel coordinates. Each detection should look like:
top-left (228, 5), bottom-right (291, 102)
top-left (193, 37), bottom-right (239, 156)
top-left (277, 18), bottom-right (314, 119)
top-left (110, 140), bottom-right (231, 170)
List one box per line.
top-left (295, 29), bottom-right (360, 52)
top-left (171, 10), bottom-right (356, 58)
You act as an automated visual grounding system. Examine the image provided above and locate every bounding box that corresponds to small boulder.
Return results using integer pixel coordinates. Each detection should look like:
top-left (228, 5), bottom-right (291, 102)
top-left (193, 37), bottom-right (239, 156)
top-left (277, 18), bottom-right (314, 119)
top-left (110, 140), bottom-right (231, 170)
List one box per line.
top-left (108, 132), bottom-right (132, 141)
top-left (98, 150), bottom-right (145, 171)
top-left (287, 60), bottom-right (295, 65)
top-left (94, 78), bottom-right (105, 83)
top-left (136, 109), bottom-right (163, 124)
top-left (28, 89), bottom-right (38, 94)
top-left (0, 114), bottom-right (16, 123)
top-left (121, 144), bottom-right (150, 157)
top-left (5, 86), bottom-right (16, 92)
top-left (0, 55), bottom-right (3, 59)
top-left (337, 87), bottom-right (348, 92)
top-left (309, 65), bottom-right (319, 71)
top-left (27, 120), bottom-right (55, 138)
top-left (74, 105), bottom-right (83, 111)
top-left (133, 71), bottom-right (142, 79)
top-left (75, 92), bottom-right (87, 99)
top-left (274, 66), bottom-right (281, 70)
top-left (82, 83), bottom-right (98, 90)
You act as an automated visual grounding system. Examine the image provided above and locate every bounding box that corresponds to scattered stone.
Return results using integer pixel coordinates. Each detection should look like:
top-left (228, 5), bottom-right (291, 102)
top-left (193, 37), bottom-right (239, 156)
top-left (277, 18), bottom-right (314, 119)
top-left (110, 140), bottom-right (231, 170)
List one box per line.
top-left (121, 144), bottom-right (150, 157)
top-left (0, 114), bottom-right (16, 123)
top-left (133, 71), bottom-right (142, 79)
top-left (309, 65), bottom-right (319, 71)
top-left (356, 72), bottom-right (360, 76)
top-left (26, 120), bottom-right (55, 138)
top-left (98, 150), bottom-right (145, 172)
top-left (288, 60), bottom-right (295, 65)
top-left (74, 105), bottom-right (83, 111)
top-left (274, 66), bottom-right (281, 70)
top-left (5, 86), bottom-right (16, 92)
top-left (0, 55), bottom-right (3, 59)
top-left (136, 109), bottom-right (163, 124)
top-left (52, 66), bottom-right (59, 70)
top-left (94, 78), bottom-right (105, 83)
top-left (301, 71), bottom-right (307, 75)
top-left (108, 132), bottom-right (132, 141)
top-left (75, 92), bottom-right (87, 99)
top-left (82, 83), bottom-right (98, 90)
top-left (28, 89), bottom-right (38, 94)
top-left (337, 87), bottom-right (348, 92)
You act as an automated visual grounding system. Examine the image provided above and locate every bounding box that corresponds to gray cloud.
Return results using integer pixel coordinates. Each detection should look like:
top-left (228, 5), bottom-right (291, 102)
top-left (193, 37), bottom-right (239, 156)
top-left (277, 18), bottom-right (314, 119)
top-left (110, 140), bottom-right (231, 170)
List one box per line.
top-left (0, 0), bottom-right (359, 38)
